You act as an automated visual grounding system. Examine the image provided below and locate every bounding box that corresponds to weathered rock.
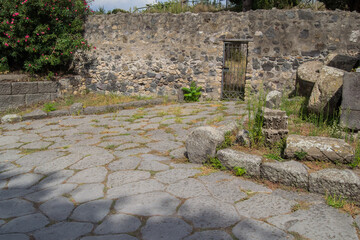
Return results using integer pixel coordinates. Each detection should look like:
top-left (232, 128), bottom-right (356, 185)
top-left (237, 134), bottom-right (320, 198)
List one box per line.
top-left (340, 72), bottom-right (360, 130)
top-left (262, 108), bottom-right (288, 146)
top-left (295, 61), bottom-right (323, 97)
top-left (185, 126), bottom-right (224, 164)
top-left (325, 53), bottom-right (359, 72)
top-left (1, 114), bottom-right (21, 123)
top-left (261, 160), bottom-right (309, 189)
top-left (309, 168), bottom-right (360, 202)
top-left (70, 102), bottom-right (84, 115)
top-left (22, 109), bottom-right (47, 120)
top-left (285, 135), bottom-right (355, 164)
top-left (236, 129), bottom-right (250, 147)
top-left (217, 148), bottom-right (262, 177)
top-left (217, 120), bottom-right (239, 135)
top-left (308, 66), bottom-right (345, 115)
top-left (266, 90), bottom-right (282, 109)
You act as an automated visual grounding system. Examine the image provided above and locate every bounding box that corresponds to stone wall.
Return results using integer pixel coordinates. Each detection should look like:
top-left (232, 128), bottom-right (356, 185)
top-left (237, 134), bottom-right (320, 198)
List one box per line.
top-left (73, 9), bottom-right (360, 99)
top-left (0, 81), bottom-right (58, 111)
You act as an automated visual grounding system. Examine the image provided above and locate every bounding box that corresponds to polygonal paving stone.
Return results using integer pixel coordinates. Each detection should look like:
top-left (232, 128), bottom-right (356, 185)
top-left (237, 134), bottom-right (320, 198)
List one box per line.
top-left (18, 134), bottom-right (42, 143)
top-left (0, 189), bottom-right (34, 201)
top-left (33, 222), bottom-right (93, 240)
top-left (184, 230), bottom-right (233, 240)
top-left (166, 178), bottom-right (210, 199)
top-left (268, 204), bottom-right (358, 240)
top-left (70, 153), bottom-right (115, 169)
top-left (0, 136), bottom-right (20, 146)
top-left (25, 184), bottom-right (77, 202)
top-left (0, 162), bottom-right (17, 172)
top-left (178, 196), bottom-right (241, 228)
top-left (232, 218), bottom-right (294, 240)
top-left (80, 235), bottom-right (138, 240)
top-left (39, 196), bottom-right (74, 221)
top-left (0, 166), bottom-right (33, 180)
top-left (115, 192), bottom-right (180, 216)
top-left (146, 129), bottom-right (175, 141)
top-left (113, 148), bottom-right (152, 158)
top-left (107, 179), bottom-right (165, 199)
top-left (0, 180), bottom-right (6, 189)
top-left (197, 171), bottom-right (234, 184)
top-left (107, 171), bottom-right (151, 188)
top-left (33, 170), bottom-right (74, 190)
top-left (113, 143), bottom-right (139, 151)
top-left (71, 199), bottom-right (112, 223)
top-left (0, 234), bottom-right (29, 240)
top-left (20, 141), bottom-right (52, 150)
top-left (233, 178), bottom-right (272, 193)
top-left (34, 154), bottom-right (82, 174)
top-left (141, 216), bottom-right (192, 240)
top-left (272, 189), bottom-right (323, 204)
top-left (146, 141), bottom-right (183, 152)
top-left (67, 167), bottom-right (107, 184)
top-left (94, 214), bottom-right (141, 234)
top-left (154, 168), bottom-right (201, 184)
top-left (0, 150), bottom-right (23, 162)
top-left (0, 199), bottom-right (35, 218)
top-left (141, 154), bottom-right (170, 162)
top-left (71, 183), bottom-right (104, 203)
top-left (169, 147), bottom-right (186, 159)
top-left (169, 163), bottom-right (201, 169)
top-left (206, 180), bottom-right (247, 203)
top-left (7, 173), bottom-right (43, 189)
top-left (235, 194), bottom-right (297, 219)
top-left (107, 157), bottom-right (142, 171)
top-left (15, 150), bottom-right (65, 168)
top-left (138, 160), bottom-right (170, 171)
top-left (0, 213), bottom-right (49, 233)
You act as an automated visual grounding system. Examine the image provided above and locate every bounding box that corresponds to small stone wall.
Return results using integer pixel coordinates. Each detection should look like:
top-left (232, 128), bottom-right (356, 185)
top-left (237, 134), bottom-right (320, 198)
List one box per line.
top-left (0, 81), bottom-right (58, 111)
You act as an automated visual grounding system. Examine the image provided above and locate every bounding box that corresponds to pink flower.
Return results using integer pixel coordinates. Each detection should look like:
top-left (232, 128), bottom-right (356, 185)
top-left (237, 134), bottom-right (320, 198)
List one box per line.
top-left (4, 43), bottom-right (9, 46)
top-left (25, 35), bottom-right (29, 38)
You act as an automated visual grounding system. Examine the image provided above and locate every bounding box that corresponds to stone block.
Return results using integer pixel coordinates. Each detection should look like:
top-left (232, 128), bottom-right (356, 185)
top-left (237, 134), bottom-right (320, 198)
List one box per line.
top-left (83, 106), bottom-right (108, 115)
top-left (38, 81), bottom-right (58, 93)
top-left (285, 135), bottom-right (355, 164)
top-left (0, 95), bottom-right (25, 109)
top-left (217, 149), bottom-right (262, 177)
top-left (217, 120), bottom-right (239, 135)
top-left (262, 129), bottom-right (289, 146)
top-left (69, 103), bottom-right (84, 115)
top-left (0, 74), bottom-right (27, 81)
top-left (25, 93), bottom-right (52, 105)
top-left (12, 82), bottom-right (38, 94)
top-left (1, 114), bottom-right (22, 123)
top-left (0, 83), bottom-right (11, 95)
top-left (48, 109), bottom-right (69, 117)
top-left (185, 126), bottom-right (224, 164)
top-left (261, 160), bottom-right (309, 189)
top-left (265, 90), bottom-right (282, 109)
top-left (309, 169), bottom-right (360, 202)
top-left (340, 72), bottom-right (360, 130)
top-left (262, 108), bottom-right (288, 130)
top-left (22, 109), bottom-right (48, 120)
top-left (325, 53), bottom-right (359, 72)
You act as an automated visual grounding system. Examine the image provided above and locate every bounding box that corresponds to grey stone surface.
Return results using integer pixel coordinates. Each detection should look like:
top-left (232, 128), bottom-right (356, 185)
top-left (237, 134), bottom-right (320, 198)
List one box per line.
top-left (206, 180), bottom-right (248, 203)
top-left (325, 53), bottom-right (359, 72)
top-left (355, 215), bottom-right (360, 228)
top-left (147, 140), bottom-right (182, 152)
top-left (0, 95), bottom-right (25, 110)
top-left (268, 204), bottom-right (358, 240)
top-left (309, 168), bottom-right (360, 202)
top-left (0, 234), bottom-right (29, 240)
top-left (296, 61), bottom-right (323, 97)
top-left (108, 156), bottom-right (142, 170)
top-left (185, 126), bottom-right (224, 164)
top-left (94, 214), bottom-right (141, 234)
top-left (34, 154), bottom-right (80, 174)
top-left (266, 90), bottom-right (282, 109)
top-left (71, 183), bottom-right (104, 203)
top-left (7, 173), bottom-right (42, 189)
top-left (184, 230), bottom-right (233, 240)
top-left (39, 197), bottom-right (74, 221)
top-left (217, 148), bottom-right (262, 177)
top-left (21, 141), bottom-right (52, 150)
top-left (67, 167), bottom-right (107, 183)
top-left (285, 134), bottom-right (355, 164)
top-left (0, 82), bottom-right (11, 95)
top-left (16, 150), bottom-right (65, 168)
top-left (232, 218), bottom-right (294, 240)
top-left (71, 199), bottom-right (112, 222)
top-left (107, 171), bottom-right (151, 188)
top-left (70, 152), bottom-right (114, 169)
top-left (38, 81), bottom-right (57, 93)
top-left (25, 184), bottom-right (77, 202)
top-left (22, 109), bottom-right (47, 120)
top-left (341, 72), bottom-right (360, 130)
top-left (178, 196), bottom-right (240, 228)
top-left (107, 179), bottom-right (165, 199)
top-left (69, 102), bottom-right (84, 115)
top-left (115, 192), bottom-right (180, 216)
top-left (34, 170), bottom-right (74, 190)
top-left (12, 82), bottom-right (38, 94)
top-left (0, 199), bottom-right (35, 218)
top-left (235, 194), bottom-right (296, 219)
top-left (166, 178), bottom-right (210, 198)
top-left (0, 213), bottom-right (49, 233)
top-left (81, 235), bottom-right (138, 240)
top-left (261, 160), bottom-right (309, 189)
top-left (1, 114), bottom-right (21, 124)
top-left (25, 93), bottom-right (52, 105)
top-left (141, 216), bottom-right (192, 240)
top-left (154, 168), bottom-right (201, 184)
top-left (236, 129), bottom-right (250, 147)
top-left (138, 160), bottom-right (169, 171)
top-left (33, 222), bottom-right (93, 240)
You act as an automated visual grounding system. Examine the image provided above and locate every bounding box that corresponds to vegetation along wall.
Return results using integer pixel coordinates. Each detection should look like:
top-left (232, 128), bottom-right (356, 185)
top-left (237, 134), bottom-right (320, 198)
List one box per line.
top-left (73, 9), bottom-right (360, 99)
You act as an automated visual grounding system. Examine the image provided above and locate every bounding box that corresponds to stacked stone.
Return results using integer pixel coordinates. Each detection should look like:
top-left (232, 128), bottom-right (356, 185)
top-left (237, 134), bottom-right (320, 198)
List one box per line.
top-left (262, 108), bottom-right (288, 146)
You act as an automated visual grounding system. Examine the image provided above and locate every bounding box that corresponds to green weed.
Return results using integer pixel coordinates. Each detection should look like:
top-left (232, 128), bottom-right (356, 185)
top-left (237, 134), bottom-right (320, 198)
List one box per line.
top-left (326, 194), bottom-right (346, 208)
top-left (234, 166), bottom-right (247, 176)
top-left (182, 81), bottom-right (202, 102)
top-left (217, 131), bottom-right (234, 151)
top-left (43, 102), bottom-right (56, 112)
top-left (294, 150), bottom-right (307, 160)
top-left (207, 157), bottom-right (226, 170)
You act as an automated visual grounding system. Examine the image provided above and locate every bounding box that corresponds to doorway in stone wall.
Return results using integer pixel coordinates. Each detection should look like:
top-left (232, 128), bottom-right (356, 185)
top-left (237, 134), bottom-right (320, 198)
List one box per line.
top-left (221, 40), bottom-right (249, 100)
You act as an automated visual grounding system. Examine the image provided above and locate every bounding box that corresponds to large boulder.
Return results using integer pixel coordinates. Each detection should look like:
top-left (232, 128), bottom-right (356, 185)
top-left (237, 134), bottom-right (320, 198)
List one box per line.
top-left (185, 126), bottom-right (224, 164)
top-left (295, 61), bottom-right (323, 97)
top-left (285, 135), bottom-right (355, 164)
top-left (307, 66), bottom-right (345, 115)
top-left (325, 53), bottom-right (359, 72)
top-left (340, 72), bottom-right (360, 130)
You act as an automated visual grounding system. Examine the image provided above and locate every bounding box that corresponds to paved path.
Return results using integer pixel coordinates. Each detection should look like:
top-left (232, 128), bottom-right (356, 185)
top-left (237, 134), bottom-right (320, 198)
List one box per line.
top-left (0, 102), bottom-right (359, 240)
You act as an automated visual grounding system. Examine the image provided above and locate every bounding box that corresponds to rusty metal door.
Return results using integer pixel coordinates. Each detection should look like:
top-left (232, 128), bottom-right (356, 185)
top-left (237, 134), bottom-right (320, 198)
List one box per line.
top-left (221, 40), bottom-right (248, 100)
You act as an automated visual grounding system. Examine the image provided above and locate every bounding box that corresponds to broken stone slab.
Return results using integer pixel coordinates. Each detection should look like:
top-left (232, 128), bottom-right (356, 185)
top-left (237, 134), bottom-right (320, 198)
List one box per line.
top-left (262, 108), bottom-right (288, 146)
top-left (185, 126), bottom-right (224, 164)
top-left (48, 109), bottom-right (70, 117)
top-left (22, 109), bottom-right (47, 120)
top-left (309, 168), bottom-right (360, 202)
top-left (325, 53), bottom-right (359, 72)
top-left (285, 135), bottom-right (355, 164)
top-left (217, 148), bottom-right (262, 177)
top-left (295, 61), bottom-right (323, 97)
top-left (265, 90), bottom-right (282, 109)
top-left (1, 114), bottom-right (21, 124)
top-left (261, 160), bottom-right (309, 189)
top-left (69, 103), bottom-right (84, 115)
top-left (308, 66), bottom-right (345, 115)
top-left (340, 72), bottom-right (360, 130)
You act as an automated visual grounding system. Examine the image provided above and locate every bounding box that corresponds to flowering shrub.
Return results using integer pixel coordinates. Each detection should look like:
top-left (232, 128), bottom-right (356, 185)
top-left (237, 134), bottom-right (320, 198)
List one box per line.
top-left (0, 0), bottom-right (93, 74)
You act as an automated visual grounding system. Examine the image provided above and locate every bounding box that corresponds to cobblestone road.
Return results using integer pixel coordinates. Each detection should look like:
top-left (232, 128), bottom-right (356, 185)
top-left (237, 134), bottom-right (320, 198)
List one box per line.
top-left (0, 102), bottom-right (359, 240)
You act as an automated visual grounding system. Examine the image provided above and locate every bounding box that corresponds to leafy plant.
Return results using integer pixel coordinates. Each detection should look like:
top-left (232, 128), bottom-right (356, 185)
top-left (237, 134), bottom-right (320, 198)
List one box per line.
top-left (294, 149), bottom-right (307, 160)
top-left (234, 166), bottom-right (246, 176)
top-left (182, 81), bottom-right (202, 102)
top-left (43, 102), bottom-right (56, 112)
top-left (326, 193), bottom-right (346, 208)
top-left (217, 131), bottom-right (235, 150)
top-left (349, 142), bottom-right (360, 169)
top-left (207, 157), bottom-right (226, 170)
top-left (264, 153), bottom-right (283, 161)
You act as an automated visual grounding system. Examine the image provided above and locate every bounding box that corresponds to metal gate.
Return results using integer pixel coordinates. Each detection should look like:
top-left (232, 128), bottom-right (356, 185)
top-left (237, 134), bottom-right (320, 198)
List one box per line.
top-left (221, 40), bottom-right (249, 100)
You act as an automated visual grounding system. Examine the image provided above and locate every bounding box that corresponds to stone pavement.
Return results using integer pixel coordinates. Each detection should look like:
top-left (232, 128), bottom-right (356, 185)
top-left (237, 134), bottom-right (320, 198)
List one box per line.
top-left (0, 101), bottom-right (359, 240)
